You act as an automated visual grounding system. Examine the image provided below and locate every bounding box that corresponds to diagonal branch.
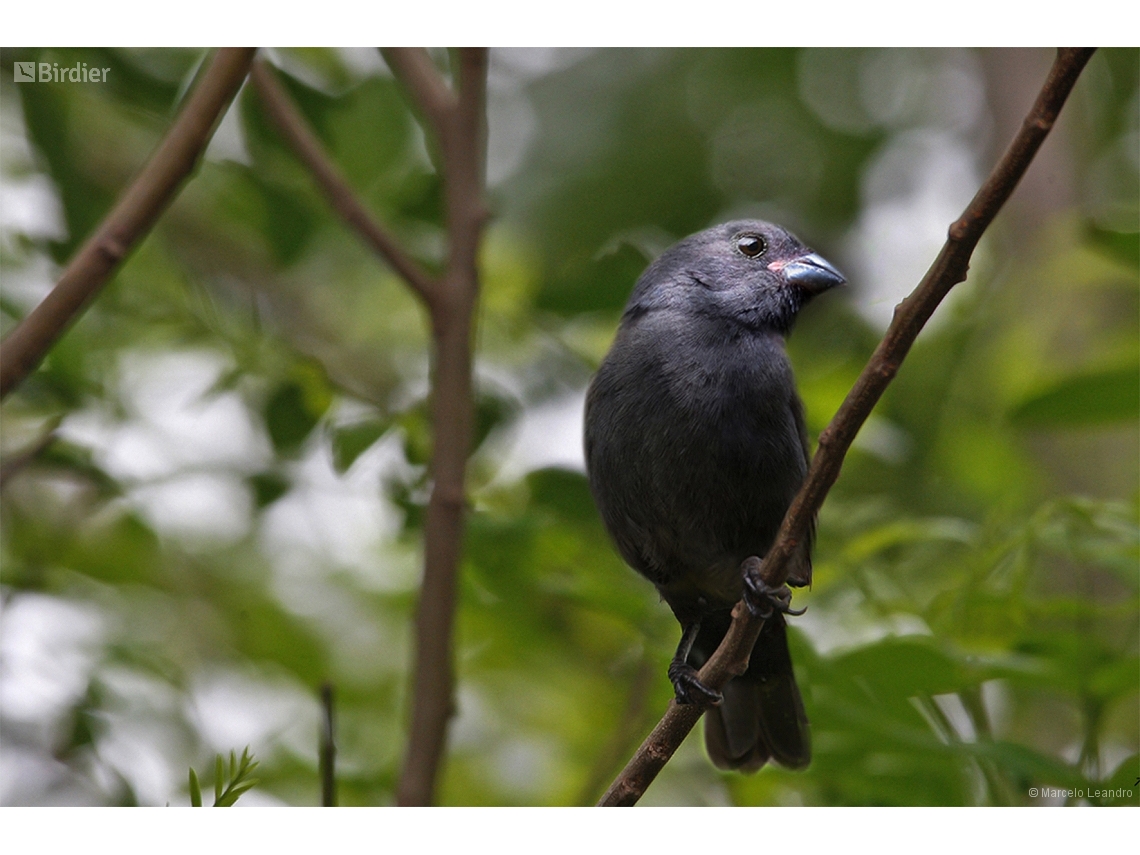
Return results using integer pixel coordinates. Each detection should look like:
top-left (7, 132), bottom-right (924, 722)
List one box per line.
top-left (380, 48), bottom-right (457, 141)
top-left (248, 60), bottom-right (438, 306)
top-left (597, 46), bottom-right (1097, 808)
top-left (0, 48), bottom-right (257, 401)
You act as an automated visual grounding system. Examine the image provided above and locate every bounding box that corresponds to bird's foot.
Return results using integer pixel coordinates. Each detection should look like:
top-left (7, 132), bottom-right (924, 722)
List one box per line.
top-left (742, 556), bottom-right (806, 620)
top-left (667, 661), bottom-right (722, 706)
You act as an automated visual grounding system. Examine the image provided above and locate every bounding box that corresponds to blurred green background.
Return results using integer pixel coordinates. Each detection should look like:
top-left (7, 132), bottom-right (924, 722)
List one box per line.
top-left (0, 47), bottom-right (1136, 806)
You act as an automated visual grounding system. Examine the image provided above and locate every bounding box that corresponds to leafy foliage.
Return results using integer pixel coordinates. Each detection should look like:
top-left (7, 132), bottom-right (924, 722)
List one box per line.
top-left (189, 747), bottom-right (260, 807)
top-left (1, 47), bottom-right (1136, 806)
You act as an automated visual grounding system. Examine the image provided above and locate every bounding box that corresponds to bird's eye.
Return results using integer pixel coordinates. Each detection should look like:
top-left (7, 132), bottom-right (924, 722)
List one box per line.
top-left (736, 234), bottom-right (766, 258)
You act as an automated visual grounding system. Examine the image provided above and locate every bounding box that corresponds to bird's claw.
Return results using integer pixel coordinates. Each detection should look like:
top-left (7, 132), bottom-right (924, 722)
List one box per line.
top-left (743, 558), bottom-right (806, 620)
top-left (668, 661), bottom-right (722, 706)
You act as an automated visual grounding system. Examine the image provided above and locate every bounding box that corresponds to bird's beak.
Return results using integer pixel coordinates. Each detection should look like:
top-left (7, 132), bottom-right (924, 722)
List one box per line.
top-left (769, 252), bottom-right (846, 294)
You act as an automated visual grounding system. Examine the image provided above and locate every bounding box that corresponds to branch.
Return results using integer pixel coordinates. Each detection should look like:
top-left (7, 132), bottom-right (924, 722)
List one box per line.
top-left (380, 49), bottom-right (457, 140)
top-left (0, 48), bottom-right (256, 401)
top-left (248, 61), bottom-right (438, 305)
top-left (319, 682), bottom-right (337, 807)
top-left (251, 48), bottom-right (487, 805)
top-left (395, 48), bottom-right (489, 807)
top-left (597, 47), bottom-right (1097, 808)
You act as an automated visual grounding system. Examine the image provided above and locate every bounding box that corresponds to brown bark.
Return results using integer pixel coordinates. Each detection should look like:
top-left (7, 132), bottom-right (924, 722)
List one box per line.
top-left (252, 48), bottom-right (490, 807)
top-left (394, 48), bottom-right (489, 807)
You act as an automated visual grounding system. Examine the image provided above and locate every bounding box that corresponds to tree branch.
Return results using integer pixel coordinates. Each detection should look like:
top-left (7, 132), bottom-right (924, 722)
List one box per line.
top-left (0, 48), bottom-right (257, 401)
top-left (252, 47), bottom-right (488, 806)
top-left (597, 46), bottom-right (1097, 808)
top-left (395, 48), bottom-right (489, 807)
top-left (319, 681), bottom-right (337, 807)
top-left (248, 60), bottom-right (438, 306)
top-left (380, 49), bottom-right (457, 141)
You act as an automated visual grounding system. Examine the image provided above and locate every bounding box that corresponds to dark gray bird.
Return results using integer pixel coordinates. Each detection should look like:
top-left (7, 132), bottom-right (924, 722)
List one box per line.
top-left (584, 220), bottom-right (843, 771)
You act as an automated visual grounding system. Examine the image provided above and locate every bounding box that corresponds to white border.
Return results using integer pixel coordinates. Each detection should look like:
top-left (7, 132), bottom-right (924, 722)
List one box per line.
top-left (1, 2), bottom-right (1133, 48)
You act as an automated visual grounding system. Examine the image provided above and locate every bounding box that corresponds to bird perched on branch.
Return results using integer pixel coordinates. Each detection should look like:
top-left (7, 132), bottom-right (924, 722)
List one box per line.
top-left (584, 220), bottom-right (843, 771)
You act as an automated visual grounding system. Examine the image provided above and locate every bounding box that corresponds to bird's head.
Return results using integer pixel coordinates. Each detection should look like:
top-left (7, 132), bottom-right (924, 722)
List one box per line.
top-left (625, 220), bottom-right (845, 335)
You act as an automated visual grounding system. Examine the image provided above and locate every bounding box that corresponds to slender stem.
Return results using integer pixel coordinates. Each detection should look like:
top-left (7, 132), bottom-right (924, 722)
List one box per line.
top-left (248, 61), bottom-right (438, 305)
top-left (380, 49), bottom-right (457, 140)
top-left (319, 682), bottom-right (337, 807)
top-left (0, 48), bottom-right (257, 400)
top-left (1078, 697), bottom-right (1102, 781)
top-left (597, 47), bottom-right (1097, 808)
top-left (395, 48), bottom-right (489, 807)
top-left (959, 686), bottom-right (1012, 805)
top-left (254, 46), bottom-right (489, 807)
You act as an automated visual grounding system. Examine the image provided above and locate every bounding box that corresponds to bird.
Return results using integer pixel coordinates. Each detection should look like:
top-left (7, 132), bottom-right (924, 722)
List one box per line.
top-left (584, 219), bottom-right (844, 771)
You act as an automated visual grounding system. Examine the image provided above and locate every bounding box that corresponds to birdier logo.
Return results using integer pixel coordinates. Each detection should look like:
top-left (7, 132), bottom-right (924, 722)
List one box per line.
top-left (13, 61), bottom-right (109, 83)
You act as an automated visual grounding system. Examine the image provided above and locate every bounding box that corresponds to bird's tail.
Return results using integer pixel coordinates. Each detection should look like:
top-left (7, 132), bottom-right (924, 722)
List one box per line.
top-left (695, 611), bottom-right (810, 772)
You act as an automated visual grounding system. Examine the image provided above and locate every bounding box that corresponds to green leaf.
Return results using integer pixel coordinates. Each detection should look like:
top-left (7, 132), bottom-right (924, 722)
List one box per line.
top-left (396, 402), bottom-right (432, 467)
top-left (527, 468), bottom-right (599, 526)
top-left (969, 740), bottom-right (1088, 790)
top-left (831, 637), bottom-right (971, 703)
top-left (98, 47), bottom-right (198, 114)
top-left (257, 177), bottom-right (319, 266)
top-left (392, 169), bottom-right (444, 228)
top-left (1088, 655), bottom-right (1140, 703)
top-left (332, 420), bottom-right (389, 473)
top-left (265, 382), bottom-right (317, 455)
top-left (842, 516), bottom-right (978, 562)
top-left (209, 747), bottom-right (260, 806)
top-left (188, 767), bottom-right (202, 807)
top-left (1086, 223), bottom-right (1140, 270)
top-left (217, 780), bottom-right (259, 806)
top-left (249, 471), bottom-right (291, 507)
top-left (1010, 366), bottom-right (1139, 427)
top-left (1099, 753), bottom-right (1139, 805)
top-left (17, 71), bottom-right (113, 260)
top-left (473, 389), bottom-right (519, 452)
top-left (326, 77), bottom-right (414, 198)
top-left (264, 365), bottom-right (332, 456)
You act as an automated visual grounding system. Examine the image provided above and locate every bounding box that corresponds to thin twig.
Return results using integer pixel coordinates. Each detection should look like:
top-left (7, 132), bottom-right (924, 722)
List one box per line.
top-left (319, 681), bottom-right (337, 807)
top-left (395, 48), bottom-right (489, 807)
top-left (958, 686), bottom-right (1013, 805)
top-left (597, 47), bottom-right (1097, 808)
top-left (0, 48), bottom-right (257, 401)
top-left (248, 61), bottom-right (438, 305)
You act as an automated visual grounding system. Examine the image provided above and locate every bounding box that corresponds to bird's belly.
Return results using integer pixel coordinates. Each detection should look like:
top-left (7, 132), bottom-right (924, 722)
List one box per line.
top-left (631, 396), bottom-right (803, 606)
top-left (658, 556), bottom-right (744, 616)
